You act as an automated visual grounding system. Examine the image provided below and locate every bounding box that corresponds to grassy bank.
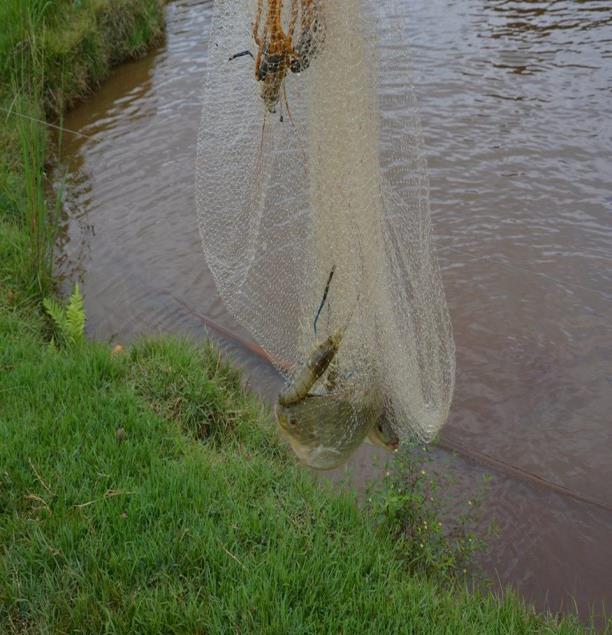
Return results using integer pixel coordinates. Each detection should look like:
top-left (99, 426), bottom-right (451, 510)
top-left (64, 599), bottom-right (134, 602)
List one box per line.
top-left (0, 1), bottom-right (603, 633)
top-left (1, 0), bottom-right (166, 297)
top-left (0, 0), bottom-right (166, 115)
top-left (0, 327), bottom-right (586, 633)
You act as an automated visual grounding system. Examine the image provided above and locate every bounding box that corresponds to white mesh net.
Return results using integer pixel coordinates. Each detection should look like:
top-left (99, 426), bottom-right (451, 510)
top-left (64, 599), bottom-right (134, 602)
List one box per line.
top-left (196, 0), bottom-right (455, 459)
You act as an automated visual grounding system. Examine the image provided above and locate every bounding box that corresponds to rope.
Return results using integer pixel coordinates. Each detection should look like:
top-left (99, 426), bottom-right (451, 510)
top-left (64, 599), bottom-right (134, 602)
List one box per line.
top-left (0, 105), bottom-right (99, 142)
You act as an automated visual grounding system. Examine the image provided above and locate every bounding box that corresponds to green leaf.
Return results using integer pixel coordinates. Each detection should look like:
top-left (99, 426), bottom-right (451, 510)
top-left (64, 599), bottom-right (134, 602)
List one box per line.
top-left (42, 284), bottom-right (86, 348)
top-left (65, 282), bottom-right (85, 345)
top-left (43, 295), bottom-right (68, 344)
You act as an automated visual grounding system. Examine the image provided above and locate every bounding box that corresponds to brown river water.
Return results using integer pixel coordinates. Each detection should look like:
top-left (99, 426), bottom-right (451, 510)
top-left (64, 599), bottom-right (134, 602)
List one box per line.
top-left (55, 0), bottom-right (612, 623)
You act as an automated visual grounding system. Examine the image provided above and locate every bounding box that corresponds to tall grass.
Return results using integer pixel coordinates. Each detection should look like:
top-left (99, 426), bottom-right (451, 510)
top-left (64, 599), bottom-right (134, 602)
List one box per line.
top-left (1, 0), bottom-right (166, 113)
top-left (13, 96), bottom-right (56, 297)
top-left (1, 5), bottom-right (53, 297)
top-left (0, 0), bottom-right (165, 301)
top-left (2, 3), bottom-right (66, 299)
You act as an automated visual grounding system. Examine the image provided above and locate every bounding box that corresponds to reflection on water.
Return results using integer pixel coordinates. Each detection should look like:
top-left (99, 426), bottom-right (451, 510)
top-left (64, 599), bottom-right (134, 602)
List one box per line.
top-left (56, 0), bottom-right (612, 624)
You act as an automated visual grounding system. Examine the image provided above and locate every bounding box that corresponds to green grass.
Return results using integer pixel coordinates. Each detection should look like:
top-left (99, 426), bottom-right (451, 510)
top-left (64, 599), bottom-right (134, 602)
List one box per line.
top-left (0, 332), bottom-right (590, 633)
top-left (0, 0), bottom-right (165, 297)
top-left (0, 0), bottom-right (607, 632)
top-left (0, 0), bottom-right (166, 112)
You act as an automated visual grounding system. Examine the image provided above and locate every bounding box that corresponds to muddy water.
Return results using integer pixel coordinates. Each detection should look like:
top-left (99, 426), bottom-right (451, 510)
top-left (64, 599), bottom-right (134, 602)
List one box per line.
top-left (56, 0), bottom-right (612, 622)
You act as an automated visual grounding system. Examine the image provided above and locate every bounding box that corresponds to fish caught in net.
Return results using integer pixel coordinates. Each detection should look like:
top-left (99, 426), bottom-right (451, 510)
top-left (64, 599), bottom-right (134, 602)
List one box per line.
top-left (196, 0), bottom-right (455, 469)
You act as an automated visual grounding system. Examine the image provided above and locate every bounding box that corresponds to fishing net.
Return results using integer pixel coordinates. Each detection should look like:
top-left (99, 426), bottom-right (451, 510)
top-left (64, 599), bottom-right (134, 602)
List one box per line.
top-left (196, 0), bottom-right (455, 448)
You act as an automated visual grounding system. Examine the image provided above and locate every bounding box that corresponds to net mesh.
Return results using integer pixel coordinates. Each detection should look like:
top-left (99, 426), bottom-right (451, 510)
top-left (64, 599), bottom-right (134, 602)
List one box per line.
top-left (196, 0), bottom-right (455, 447)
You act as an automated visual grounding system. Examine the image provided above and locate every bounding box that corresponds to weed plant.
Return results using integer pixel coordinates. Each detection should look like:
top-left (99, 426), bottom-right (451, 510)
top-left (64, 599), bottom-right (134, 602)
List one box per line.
top-left (369, 442), bottom-right (490, 583)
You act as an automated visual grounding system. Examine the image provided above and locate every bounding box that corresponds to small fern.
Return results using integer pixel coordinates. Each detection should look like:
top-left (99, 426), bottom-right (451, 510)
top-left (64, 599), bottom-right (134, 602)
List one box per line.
top-left (43, 283), bottom-right (85, 347)
top-left (65, 283), bottom-right (85, 345)
top-left (42, 297), bottom-right (68, 337)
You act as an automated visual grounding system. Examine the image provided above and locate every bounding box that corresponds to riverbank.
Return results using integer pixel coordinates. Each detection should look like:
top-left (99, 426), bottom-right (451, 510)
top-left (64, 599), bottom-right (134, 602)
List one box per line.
top-left (0, 329), bottom-right (588, 633)
top-left (0, 0), bottom-right (166, 298)
top-left (0, 2), bottom-right (598, 632)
